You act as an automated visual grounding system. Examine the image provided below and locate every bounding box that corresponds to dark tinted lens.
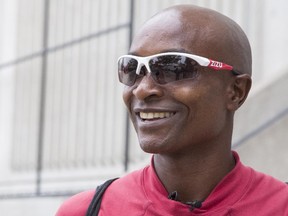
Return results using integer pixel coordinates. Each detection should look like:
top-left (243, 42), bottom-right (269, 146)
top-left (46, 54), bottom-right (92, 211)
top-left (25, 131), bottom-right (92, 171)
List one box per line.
top-left (118, 57), bottom-right (138, 86)
top-left (149, 55), bottom-right (199, 84)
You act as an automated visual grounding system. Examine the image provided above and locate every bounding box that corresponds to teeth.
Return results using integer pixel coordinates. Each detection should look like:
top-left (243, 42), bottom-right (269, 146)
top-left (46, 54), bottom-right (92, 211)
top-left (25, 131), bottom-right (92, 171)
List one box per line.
top-left (139, 112), bottom-right (174, 120)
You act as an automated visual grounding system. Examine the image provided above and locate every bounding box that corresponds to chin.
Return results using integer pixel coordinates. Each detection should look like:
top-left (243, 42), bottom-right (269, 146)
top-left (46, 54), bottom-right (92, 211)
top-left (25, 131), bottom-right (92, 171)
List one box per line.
top-left (139, 144), bottom-right (159, 154)
top-left (138, 138), bottom-right (176, 155)
top-left (139, 140), bottom-right (164, 154)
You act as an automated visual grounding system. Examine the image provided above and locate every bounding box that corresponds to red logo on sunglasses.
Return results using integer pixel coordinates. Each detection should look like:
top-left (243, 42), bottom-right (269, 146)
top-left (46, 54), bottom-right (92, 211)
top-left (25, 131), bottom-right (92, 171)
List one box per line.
top-left (208, 60), bottom-right (233, 71)
top-left (210, 61), bottom-right (223, 68)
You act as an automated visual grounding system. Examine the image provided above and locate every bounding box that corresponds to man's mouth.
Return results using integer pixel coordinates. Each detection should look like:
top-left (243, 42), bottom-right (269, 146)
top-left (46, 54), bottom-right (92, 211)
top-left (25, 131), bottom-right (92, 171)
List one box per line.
top-left (139, 112), bottom-right (175, 120)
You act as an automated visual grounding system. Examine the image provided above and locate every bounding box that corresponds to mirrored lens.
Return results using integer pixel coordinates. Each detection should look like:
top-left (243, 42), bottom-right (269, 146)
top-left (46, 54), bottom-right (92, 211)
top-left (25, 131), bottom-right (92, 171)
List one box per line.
top-left (118, 54), bottom-right (200, 86)
top-left (118, 57), bottom-right (138, 86)
top-left (149, 55), bottom-right (199, 84)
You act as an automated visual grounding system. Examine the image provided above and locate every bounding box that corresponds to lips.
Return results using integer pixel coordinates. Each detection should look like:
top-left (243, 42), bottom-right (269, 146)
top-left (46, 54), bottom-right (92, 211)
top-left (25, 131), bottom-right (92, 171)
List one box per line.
top-left (139, 112), bottom-right (175, 120)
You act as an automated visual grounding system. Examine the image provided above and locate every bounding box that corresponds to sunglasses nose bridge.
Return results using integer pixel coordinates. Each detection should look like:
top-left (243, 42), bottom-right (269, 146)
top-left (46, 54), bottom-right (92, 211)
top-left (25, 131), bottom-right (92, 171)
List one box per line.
top-left (136, 58), bottom-right (151, 75)
top-left (143, 57), bottom-right (152, 74)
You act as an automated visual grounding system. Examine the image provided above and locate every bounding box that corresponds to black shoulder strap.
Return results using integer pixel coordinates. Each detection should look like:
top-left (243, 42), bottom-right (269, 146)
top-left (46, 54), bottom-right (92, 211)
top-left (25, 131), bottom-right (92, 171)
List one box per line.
top-left (86, 178), bottom-right (119, 216)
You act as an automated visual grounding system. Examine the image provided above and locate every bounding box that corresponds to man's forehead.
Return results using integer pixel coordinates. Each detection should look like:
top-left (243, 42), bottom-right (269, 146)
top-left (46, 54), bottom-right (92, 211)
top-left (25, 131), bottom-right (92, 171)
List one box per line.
top-left (130, 18), bottom-right (215, 58)
top-left (129, 6), bottom-right (225, 54)
top-left (128, 48), bottom-right (190, 56)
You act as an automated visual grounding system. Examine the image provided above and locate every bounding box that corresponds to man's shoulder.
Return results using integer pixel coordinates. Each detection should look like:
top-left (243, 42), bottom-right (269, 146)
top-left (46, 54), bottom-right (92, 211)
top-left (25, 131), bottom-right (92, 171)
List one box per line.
top-left (107, 166), bottom-right (147, 194)
top-left (250, 167), bottom-right (288, 189)
top-left (55, 167), bottom-right (147, 215)
top-left (243, 166), bottom-right (288, 206)
top-left (55, 190), bottom-right (95, 216)
top-left (236, 153), bottom-right (287, 192)
top-left (232, 167), bottom-right (288, 214)
top-left (56, 178), bottom-right (136, 216)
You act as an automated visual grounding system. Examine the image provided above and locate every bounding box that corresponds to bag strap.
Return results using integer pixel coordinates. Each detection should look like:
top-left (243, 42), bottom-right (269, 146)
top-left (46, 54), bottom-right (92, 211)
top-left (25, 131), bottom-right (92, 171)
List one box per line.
top-left (86, 178), bottom-right (119, 216)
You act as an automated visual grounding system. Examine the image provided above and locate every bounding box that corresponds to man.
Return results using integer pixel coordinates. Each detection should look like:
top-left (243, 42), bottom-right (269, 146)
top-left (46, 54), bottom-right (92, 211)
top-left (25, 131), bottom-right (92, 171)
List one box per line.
top-left (56, 5), bottom-right (288, 215)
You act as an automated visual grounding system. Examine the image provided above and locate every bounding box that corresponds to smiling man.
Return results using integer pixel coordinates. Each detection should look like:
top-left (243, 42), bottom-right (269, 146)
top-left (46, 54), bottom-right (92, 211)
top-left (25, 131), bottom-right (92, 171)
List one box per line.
top-left (56, 5), bottom-right (288, 216)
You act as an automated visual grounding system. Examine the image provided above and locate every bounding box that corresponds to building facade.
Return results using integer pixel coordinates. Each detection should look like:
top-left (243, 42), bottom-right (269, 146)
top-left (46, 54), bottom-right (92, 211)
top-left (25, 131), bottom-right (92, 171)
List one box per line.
top-left (0, 0), bottom-right (287, 215)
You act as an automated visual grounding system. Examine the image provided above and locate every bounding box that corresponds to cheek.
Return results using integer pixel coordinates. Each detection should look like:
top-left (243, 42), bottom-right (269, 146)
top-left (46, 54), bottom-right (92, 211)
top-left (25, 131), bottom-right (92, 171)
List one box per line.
top-left (194, 91), bottom-right (228, 138)
top-left (170, 84), bottom-right (203, 111)
top-left (122, 86), bottom-right (132, 109)
top-left (172, 83), bottom-right (227, 131)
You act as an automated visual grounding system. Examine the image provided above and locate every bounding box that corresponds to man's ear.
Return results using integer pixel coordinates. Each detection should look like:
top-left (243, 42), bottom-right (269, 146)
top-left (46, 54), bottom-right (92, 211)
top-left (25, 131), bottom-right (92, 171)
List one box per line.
top-left (226, 74), bottom-right (252, 111)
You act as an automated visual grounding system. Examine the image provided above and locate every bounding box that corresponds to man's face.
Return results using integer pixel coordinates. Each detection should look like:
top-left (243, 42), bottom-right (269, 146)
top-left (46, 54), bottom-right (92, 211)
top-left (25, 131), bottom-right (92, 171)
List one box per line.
top-left (122, 12), bottom-right (233, 155)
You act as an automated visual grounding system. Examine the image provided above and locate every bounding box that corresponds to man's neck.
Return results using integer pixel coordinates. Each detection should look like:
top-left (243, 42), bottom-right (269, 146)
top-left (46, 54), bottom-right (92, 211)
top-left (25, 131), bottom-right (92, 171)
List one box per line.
top-left (153, 149), bottom-right (235, 203)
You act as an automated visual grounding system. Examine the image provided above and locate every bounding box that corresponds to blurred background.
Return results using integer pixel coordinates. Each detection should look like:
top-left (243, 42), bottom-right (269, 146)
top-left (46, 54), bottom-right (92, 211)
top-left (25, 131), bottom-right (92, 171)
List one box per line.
top-left (0, 0), bottom-right (287, 215)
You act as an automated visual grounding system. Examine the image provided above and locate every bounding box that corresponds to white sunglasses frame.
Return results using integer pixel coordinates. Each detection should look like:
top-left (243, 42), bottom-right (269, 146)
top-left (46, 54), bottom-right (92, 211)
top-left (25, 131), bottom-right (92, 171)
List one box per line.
top-left (117, 52), bottom-right (239, 85)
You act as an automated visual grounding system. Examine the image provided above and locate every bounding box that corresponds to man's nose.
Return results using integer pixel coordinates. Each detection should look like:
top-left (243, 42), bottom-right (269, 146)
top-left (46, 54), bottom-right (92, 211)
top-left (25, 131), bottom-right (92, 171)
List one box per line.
top-left (132, 72), bottom-right (164, 101)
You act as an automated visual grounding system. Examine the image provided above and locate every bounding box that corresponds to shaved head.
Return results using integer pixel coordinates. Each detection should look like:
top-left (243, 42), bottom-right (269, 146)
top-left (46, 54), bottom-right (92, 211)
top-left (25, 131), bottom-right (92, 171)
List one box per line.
top-left (130, 5), bottom-right (252, 76)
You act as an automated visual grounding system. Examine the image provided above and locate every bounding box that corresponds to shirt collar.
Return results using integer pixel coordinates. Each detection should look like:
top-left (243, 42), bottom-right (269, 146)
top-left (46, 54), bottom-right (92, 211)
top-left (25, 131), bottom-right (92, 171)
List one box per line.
top-left (143, 151), bottom-right (252, 213)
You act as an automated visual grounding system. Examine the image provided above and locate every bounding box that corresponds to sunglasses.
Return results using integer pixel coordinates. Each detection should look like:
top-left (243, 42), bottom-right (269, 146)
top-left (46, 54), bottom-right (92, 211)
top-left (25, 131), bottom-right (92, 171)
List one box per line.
top-left (118, 52), bottom-right (240, 86)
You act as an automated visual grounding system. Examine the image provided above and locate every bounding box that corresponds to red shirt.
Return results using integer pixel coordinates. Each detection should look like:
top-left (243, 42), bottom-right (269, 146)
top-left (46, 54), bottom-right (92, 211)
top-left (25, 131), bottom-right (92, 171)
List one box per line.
top-left (56, 152), bottom-right (288, 215)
